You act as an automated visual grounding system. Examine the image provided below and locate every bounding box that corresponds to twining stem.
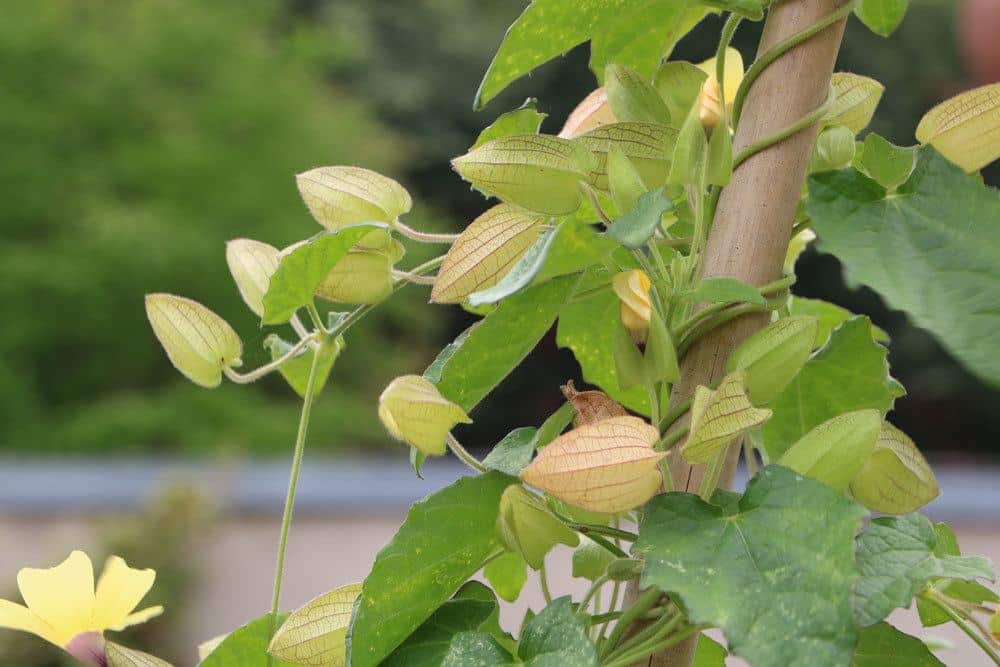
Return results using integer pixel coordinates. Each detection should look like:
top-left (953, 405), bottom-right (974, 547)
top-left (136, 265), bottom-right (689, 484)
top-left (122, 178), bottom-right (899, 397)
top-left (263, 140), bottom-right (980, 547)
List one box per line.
top-left (676, 301), bottom-right (773, 359)
top-left (657, 425), bottom-right (690, 452)
top-left (603, 586), bottom-right (662, 656)
top-left (605, 624), bottom-right (701, 667)
top-left (267, 343), bottom-right (323, 660)
top-left (224, 332), bottom-right (319, 384)
top-left (445, 433), bottom-right (487, 473)
top-left (659, 398), bottom-right (692, 432)
top-left (733, 84), bottom-right (836, 169)
top-left (568, 521), bottom-right (639, 542)
top-left (579, 575), bottom-right (610, 615)
top-left (391, 268), bottom-right (437, 284)
top-left (577, 531), bottom-right (629, 559)
top-left (395, 220), bottom-right (460, 243)
top-left (598, 578), bottom-right (623, 640)
top-left (921, 591), bottom-right (1000, 666)
top-left (606, 608), bottom-right (684, 663)
top-left (539, 563), bottom-right (554, 604)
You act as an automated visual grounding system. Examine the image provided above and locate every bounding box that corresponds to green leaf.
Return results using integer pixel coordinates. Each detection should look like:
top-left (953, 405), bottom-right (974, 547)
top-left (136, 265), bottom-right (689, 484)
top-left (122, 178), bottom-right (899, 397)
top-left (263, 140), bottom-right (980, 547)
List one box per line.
top-left (854, 513), bottom-right (995, 627)
top-left (381, 582), bottom-right (506, 666)
top-left (473, 98), bottom-right (547, 149)
top-left (440, 633), bottom-right (514, 666)
top-left (760, 317), bottom-right (904, 460)
top-left (607, 147), bottom-right (648, 214)
top-left (809, 146), bottom-right (1000, 386)
top-left (474, 0), bottom-right (706, 109)
top-left (706, 126), bottom-right (733, 186)
top-left (681, 277), bottom-right (766, 306)
top-left (605, 63), bottom-right (671, 125)
top-left (533, 221), bottom-right (618, 284)
top-left (857, 134), bottom-right (916, 192)
top-left (668, 108), bottom-right (707, 186)
top-left (518, 597), bottom-right (599, 666)
top-left (608, 188), bottom-right (674, 249)
top-left (484, 427), bottom-right (539, 477)
top-left (557, 276), bottom-right (649, 414)
top-left (483, 552), bottom-right (528, 603)
top-left (575, 122), bottom-right (677, 192)
top-left (855, 0), bottom-right (909, 37)
top-left (498, 485), bottom-right (579, 570)
top-left (778, 410), bottom-right (880, 492)
top-left (262, 224), bottom-right (384, 324)
top-left (349, 473), bottom-right (516, 667)
top-left (917, 524), bottom-right (998, 625)
top-left (636, 465), bottom-right (866, 667)
top-left (571, 536), bottom-right (617, 581)
top-left (692, 635), bottom-right (728, 667)
top-left (432, 275), bottom-right (580, 413)
top-left (787, 296), bottom-right (889, 347)
top-left (644, 309), bottom-right (680, 384)
top-left (655, 61), bottom-right (707, 125)
top-left (451, 135), bottom-right (596, 215)
top-left (264, 334), bottom-right (341, 399)
top-left (200, 614), bottom-right (297, 667)
top-left (851, 623), bottom-right (944, 666)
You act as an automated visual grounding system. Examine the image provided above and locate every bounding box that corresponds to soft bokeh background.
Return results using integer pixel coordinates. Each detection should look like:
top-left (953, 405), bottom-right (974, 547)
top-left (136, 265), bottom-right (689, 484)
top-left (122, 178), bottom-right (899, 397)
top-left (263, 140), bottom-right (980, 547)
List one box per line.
top-left (1, 1), bottom-right (997, 664)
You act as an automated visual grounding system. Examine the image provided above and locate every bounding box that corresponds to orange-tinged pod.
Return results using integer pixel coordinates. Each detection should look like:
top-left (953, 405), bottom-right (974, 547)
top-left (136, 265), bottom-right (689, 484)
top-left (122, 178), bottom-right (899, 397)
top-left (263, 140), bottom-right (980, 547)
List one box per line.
top-left (520, 416), bottom-right (665, 513)
top-left (558, 88), bottom-right (617, 139)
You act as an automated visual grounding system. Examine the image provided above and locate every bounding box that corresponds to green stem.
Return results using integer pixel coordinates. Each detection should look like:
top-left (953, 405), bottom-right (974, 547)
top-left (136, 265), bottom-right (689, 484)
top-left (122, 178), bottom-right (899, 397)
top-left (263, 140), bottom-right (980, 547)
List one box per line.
top-left (223, 333), bottom-right (319, 384)
top-left (659, 397), bottom-right (692, 432)
top-left (602, 587), bottom-right (662, 657)
top-left (760, 274), bottom-right (796, 295)
top-left (921, 591), bottom-right (1000, 666)
top-left (646, 381), bottom-right (662, 428)
top-left (395, 220), bottom-right (459, 243)
top-left (676, 302), bottom-right (772, 359)
top-left (732, 84), bottom-right (836, 170)
top-left (657, 425), bottom-right (690, 452)
top-left (743, 437), bottom-right (759, 477)
top-left (578, 575), bottom-right (610, 615)
top-left (697, 451), bottom-right (725, 501)
top-left (597, 579), bottom-right (623, 640)
top-left (306, 301), bottom-right (324, 331)
top-left (716, 13), bottom-right (743, 122)
top-left (445, 433), bottom-right (486, 473)
top-left (539, 563), bottom-right (553, 604)
top-left (266, 344), bottom-right (323, 659)
top-left (568, 522), bottom-right (639, 542)
top-left (731, 0), bottom-right (856, 127)
top-left (609, 606), bottom-right (681, 657)
top-left (605, 624), bottom-right (701, 667)
top-left (579, 531), bottom-right (629, 559)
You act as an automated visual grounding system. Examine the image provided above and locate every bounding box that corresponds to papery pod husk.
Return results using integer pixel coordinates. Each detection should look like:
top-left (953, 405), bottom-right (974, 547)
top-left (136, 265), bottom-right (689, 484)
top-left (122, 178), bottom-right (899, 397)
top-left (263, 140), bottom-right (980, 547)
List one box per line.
top-left (644, 308), bottom-right (680, 385)
top-left (431, 204), bottom-right (544, 303)
top-left (561, 380), bottom-right (628, 427)
top-left (378, 375), bottom-right (472, 456)
top-left (225, 238), bottom-right (280, 317)
top-left (613, 316), bottom-right (647, 391)
top-left (498, 485), bottom-right (579, 570)
top-left (705, 123), bottom-right (733, 186)
top-left (572, 535), bottom-right (617, 580)
top-left (779, 409), bottom-right (881, 492)
top-left (268, 583), bottom-right (361, 666)
top-left (451, 134), bottom-right (597, 215)
top-left (654, 61), bottom-right (707, 125)
top-left (850, 421), bottom-right (940, 514)
top-left (575, 122), bottom-right (677, 192)
top-left (607, 146), bottom-right (647, 214)
top-left (144, 294), bottom-right (243, 388)
top-left (106, 642), bottom-right (174, 667)
top-left (520, 416), bottom-right (664, 513)
top-left (604, 63), bottom-right (671, 125)
top-left (559, 87), bottom-right (617, 139)
top-left (682, 371), bottom-right (771, 464)
top-left (810, 125), bottom-right (856, 173)
top-left (727, 315), bottom-right (819, 404)
top-left (296, 166), bottom-right (412, 230)
top-left (667, 107), bottom-right (708, 186)
top-left (315, 231), bottom-right (405, 305)
top-left (606, 558), bottom-right (644, 581)
top-left (915, 82), bottom-right (1000, 172)
top-left (823, 73), bottom-right (884, 134)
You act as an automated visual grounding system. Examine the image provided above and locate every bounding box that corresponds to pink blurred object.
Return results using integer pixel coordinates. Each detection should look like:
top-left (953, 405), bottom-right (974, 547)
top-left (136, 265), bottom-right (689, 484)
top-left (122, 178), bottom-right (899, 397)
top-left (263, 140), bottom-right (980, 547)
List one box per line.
top-left (960, 0), bottom-right (1000, 84)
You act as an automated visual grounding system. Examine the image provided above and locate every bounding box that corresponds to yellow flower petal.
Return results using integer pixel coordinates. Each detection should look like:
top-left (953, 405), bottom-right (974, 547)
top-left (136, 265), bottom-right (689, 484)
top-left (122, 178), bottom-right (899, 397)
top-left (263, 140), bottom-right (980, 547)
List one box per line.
top-left (107, 606), bottom-right (164, 633)
top-left (17, 551), bottom-right (95, 645)
top-left (0, 599), bottom-right (59, 645)
top-left (697, 48), bottom-right (744, 109)
top-left (93, 557), bottom-right (156, 631)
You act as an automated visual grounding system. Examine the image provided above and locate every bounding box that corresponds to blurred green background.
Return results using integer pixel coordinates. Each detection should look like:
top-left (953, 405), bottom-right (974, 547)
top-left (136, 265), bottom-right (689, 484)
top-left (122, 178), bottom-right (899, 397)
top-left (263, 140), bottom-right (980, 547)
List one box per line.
top-left (1, 0), bottom-right (997, 459)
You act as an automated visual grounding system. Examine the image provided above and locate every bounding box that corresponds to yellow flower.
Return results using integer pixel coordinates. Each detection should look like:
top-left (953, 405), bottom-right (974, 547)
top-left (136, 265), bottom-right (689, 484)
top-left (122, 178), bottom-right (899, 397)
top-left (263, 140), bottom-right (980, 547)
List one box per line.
top-left (612, 270), bottom-right (652, 343)
top-left (0, 551), bottom-right (162, 665)
top-left (696, 48), bottom-right (745, 129)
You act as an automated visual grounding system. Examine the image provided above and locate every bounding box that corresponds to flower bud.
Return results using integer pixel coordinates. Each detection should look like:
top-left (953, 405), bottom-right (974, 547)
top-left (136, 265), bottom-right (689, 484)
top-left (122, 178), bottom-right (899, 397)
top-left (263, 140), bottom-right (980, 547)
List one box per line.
top-left (697, 77), bottom-right (723, 130)
top-left (560, 380), bottom-right (627, 427)
top-left (520, 416), bottom-right (665, 513)
top-left (612, 270), bottom-right (652, 344)
top-left (498, 486), bottom-right (579, 569)
top-left (378, 375), bottom-right (471, 456)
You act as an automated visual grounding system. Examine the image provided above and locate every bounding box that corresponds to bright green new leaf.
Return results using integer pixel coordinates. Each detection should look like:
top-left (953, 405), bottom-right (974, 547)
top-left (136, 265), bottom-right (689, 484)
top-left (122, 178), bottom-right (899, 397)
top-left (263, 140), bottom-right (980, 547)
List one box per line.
top-left (637, 465), bottom-right (867, 667)
top-left (517, 597), bottom-right (599, 666)
top-left (484, 552), bottom-right (528, 603)
top-left (854, 513), bottom-right (995, 627)
top-left (681, 277), bottom-right (766, 306)
top-left (200, 614), bottom-right (296, 667)
top-left (706, 126), bottom-right (733, 186)
top-left (855, 0), bottom-right (910, 36)
top-left (692, 635), bottom-right (727, 667)
top-left (857, 133), bottom-right (916, 191)
top-left (473, 98), bottom-right (547, 149)
top-left (574, 122), bottom-right (676, 192)
top-left (760, 317), bottom-right (904, 460)
top-left (296, 166), bottom-right (411, 230)
top-left (655, 61), bottom-right (707, 124)
top-left (557, 275), bottom-right (649, 413)
top-left (809, 146), bottom-right (1000, 386)
top-left (811, 126), bottom-right (856, 173)
top-left (262, 224), bottom-right (384, 324)
top-left (668, 108), bottom-right (707, 186)
top-left (682, 372), bottom-right (771, 464)
top-left (349, 473), bottom-right (516, 667)
top-left (498, 485), bottom-right (579, 570)
top-left (851, 623), bottom-right (944, 667)
top-left (727, 315), bottom-right (818, 404)
top-left (571, 536), bottom-right (616, 581)
top-left (145, 293), bottom-right (243, 388)
top-left (787, 297), bottom-right (889, 347)
top-left (778, 410), bottom-right (881, 492)
top-left (532, 220), bottom-right (618, 285)
top-left (432, 275), bottom-right (580, 412)
top-left (824, 73), bottom-right (884, 134)
top-left (378, 375), bottom-right (472, 456)
top-left (608, 188), bottom-right (673, 249)
top-left (105, 642), bottom-right (173, 667)
top-left (225, 239), bottom-right (280, 317)
top-left (484, 427), bottom-right (539, 477)
top-left (268, 584), bottom-right (360, 666)
top-left (474, 0), bottom-right (707, 109)
top-left (850, 421), bottom-right (939, 514)
top-left (605, 63), bottom-right (671, 125)
top-left (451, 135), bottom-right (596, 215)
top-left (264, 334), bottom-right (342, 399)
top-left (607, 146), bottom-right (647, 214)
top-left (915, 83), bottom-right (1000, 172)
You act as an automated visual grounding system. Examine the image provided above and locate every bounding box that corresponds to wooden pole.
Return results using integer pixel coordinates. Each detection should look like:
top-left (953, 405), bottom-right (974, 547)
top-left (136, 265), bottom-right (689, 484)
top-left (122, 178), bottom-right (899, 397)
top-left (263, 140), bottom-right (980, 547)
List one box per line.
top-left (635, 1), bottom-right (850, 664)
